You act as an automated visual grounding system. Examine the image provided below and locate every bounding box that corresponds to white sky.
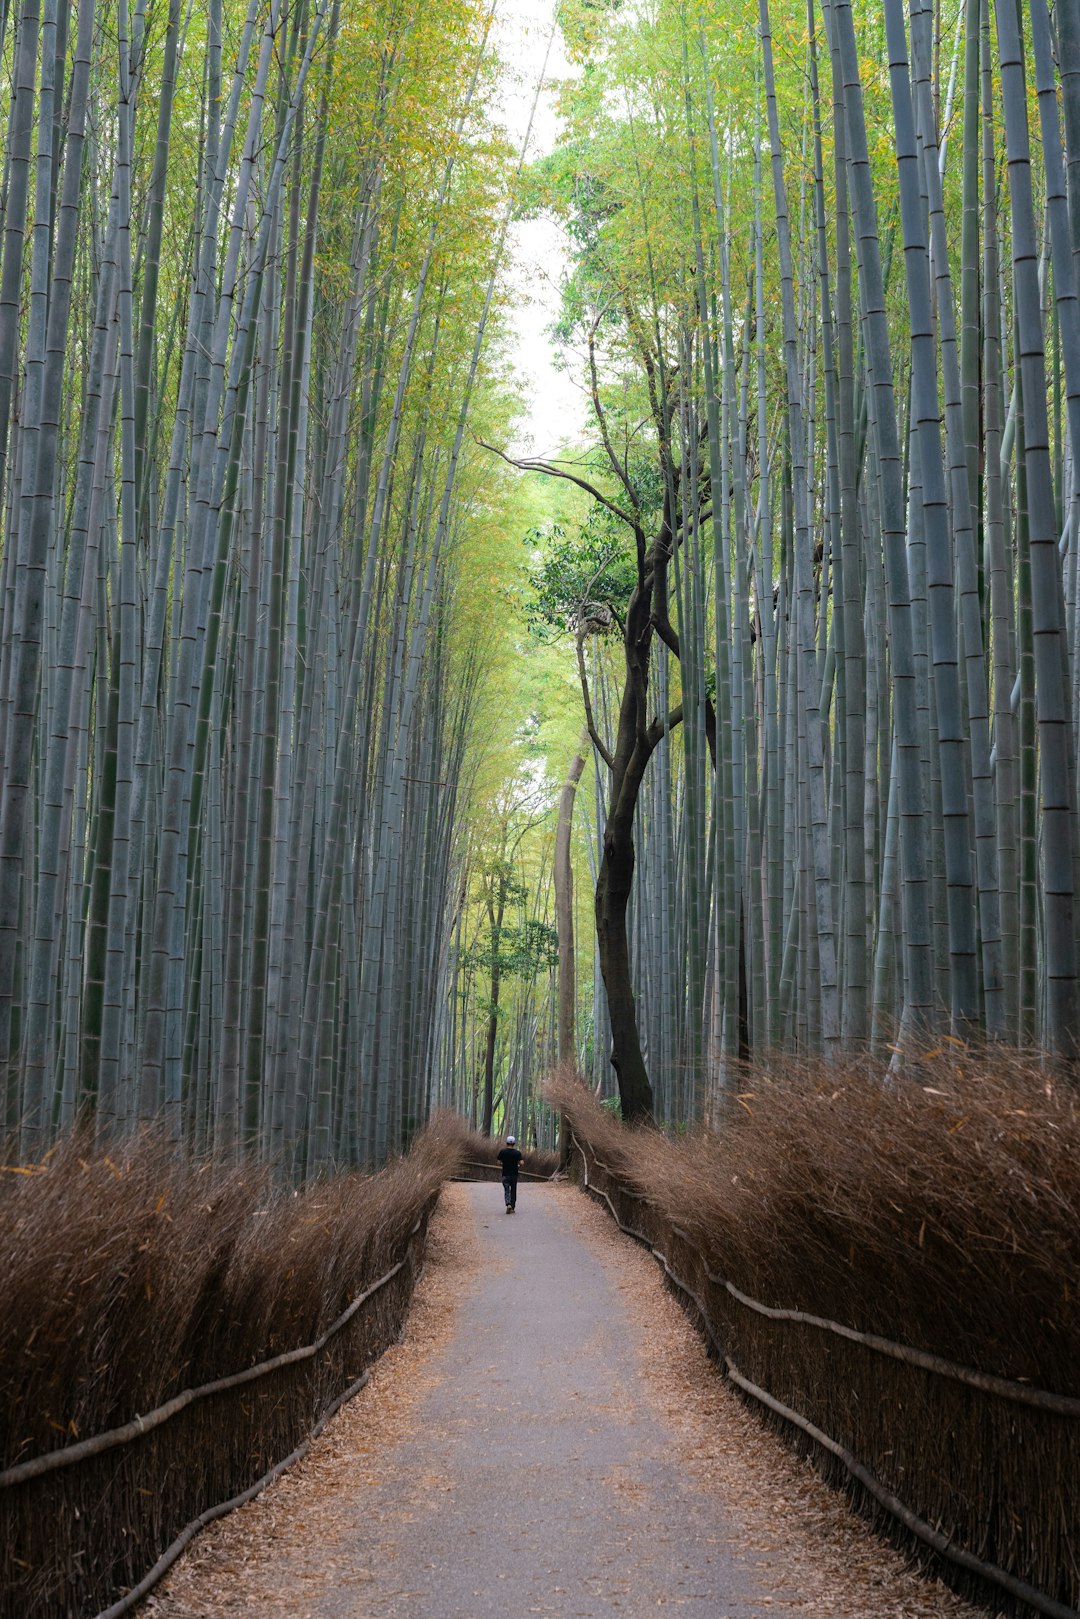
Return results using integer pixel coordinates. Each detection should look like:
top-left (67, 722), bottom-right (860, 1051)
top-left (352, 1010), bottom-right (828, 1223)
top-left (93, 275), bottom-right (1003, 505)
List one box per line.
top-left (492, 3), bottom-right (588, 456)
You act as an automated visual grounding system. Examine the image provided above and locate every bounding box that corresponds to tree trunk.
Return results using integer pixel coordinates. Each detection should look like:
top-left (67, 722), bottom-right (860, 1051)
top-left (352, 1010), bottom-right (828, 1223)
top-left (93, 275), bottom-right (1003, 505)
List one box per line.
top-left (481, 882), bottom-right (507, 1138)
top-left (595, 788), bottom-right (654, 1123)
top-left (555, 728), bottom-right (588, 1068)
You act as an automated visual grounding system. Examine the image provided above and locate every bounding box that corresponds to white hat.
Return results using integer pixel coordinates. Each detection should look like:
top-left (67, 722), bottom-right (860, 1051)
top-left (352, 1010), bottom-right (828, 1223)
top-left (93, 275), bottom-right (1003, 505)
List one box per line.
top-left (507, 1134), bottom-right (516, 1144)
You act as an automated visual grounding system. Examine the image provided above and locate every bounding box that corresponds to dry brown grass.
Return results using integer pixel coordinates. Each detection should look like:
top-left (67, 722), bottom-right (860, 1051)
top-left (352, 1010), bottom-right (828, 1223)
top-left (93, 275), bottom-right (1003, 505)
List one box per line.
top-left (0, 1112), bottom-right (466, 1619)
top-left (548, 1054), bottom-right (1080, 1614)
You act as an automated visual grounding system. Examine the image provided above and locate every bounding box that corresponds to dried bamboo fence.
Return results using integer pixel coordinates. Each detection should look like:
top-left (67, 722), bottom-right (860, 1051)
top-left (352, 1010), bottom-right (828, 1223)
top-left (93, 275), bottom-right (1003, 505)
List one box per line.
top-left (0, 1160), bottom-right (451, 1619)
top-left (1, 1113), bottom-right (472, 1619)
top-left (567, 1128), bottom-right (1080, 1619)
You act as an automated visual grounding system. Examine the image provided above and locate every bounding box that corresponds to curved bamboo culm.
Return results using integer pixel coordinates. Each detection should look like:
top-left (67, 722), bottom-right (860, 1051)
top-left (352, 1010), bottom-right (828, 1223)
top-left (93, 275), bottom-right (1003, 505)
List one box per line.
top-left (993, 0), bottom-right (1080, 1055)
top-left (759, 0), bottom-right (840, 1051)
top-left (572, 1132), bottom-right (1079, 1619)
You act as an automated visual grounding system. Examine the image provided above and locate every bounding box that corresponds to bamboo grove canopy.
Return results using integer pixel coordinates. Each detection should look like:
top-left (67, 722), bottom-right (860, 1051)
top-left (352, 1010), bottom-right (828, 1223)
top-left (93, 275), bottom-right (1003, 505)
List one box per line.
top-left (1, 0), bottom-right (1080, 1164)
top-left (507, 0), bottom-right (1080, 1123)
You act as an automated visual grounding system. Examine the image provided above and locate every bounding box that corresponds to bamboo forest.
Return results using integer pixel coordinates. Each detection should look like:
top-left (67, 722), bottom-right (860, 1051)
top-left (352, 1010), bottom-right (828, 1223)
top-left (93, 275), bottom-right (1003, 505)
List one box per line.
top-left (1, 0), bottom-right (1079, 1168)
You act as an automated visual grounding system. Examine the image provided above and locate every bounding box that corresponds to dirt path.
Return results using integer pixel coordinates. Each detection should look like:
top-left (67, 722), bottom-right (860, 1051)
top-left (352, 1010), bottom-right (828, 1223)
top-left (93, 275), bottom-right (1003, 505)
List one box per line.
top-left (148, 1183), bottom-right (994, 1619)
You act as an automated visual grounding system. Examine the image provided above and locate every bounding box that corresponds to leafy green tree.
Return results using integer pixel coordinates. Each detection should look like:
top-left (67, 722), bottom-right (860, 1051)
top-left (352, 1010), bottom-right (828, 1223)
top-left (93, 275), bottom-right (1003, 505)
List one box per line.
top-left (464, 858), bottom-right (559, 1136)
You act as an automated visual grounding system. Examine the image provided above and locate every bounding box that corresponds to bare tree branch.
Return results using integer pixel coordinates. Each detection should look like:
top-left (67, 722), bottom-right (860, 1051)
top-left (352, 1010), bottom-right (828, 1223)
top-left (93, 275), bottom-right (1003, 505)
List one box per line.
top-left (475, 436), bottom-right (637, 529)
top-left (645, 703), bottom-right (684, 752)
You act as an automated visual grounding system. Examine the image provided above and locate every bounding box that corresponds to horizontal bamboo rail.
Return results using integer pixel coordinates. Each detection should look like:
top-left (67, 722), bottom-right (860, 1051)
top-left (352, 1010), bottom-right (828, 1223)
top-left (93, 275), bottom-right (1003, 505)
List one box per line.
top-left (572, 1132), bottom-right (1080, 1619)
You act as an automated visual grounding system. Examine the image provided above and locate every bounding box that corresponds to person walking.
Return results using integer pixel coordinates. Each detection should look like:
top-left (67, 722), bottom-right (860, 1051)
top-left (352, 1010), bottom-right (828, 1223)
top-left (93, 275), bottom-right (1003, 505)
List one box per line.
top-left (497, 1134), bottom-right (524, 1213)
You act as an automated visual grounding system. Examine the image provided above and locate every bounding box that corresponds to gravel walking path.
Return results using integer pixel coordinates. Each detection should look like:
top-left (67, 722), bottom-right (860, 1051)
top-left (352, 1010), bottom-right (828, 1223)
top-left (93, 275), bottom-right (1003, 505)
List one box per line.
top-left (149, 1183), bottom-right (993, 1619)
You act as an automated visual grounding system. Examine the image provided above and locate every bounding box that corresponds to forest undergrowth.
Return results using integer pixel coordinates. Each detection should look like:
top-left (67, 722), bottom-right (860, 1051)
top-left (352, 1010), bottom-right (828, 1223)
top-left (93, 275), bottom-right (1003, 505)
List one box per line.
top-left (550, 1059), bottom-right (1080, 1613)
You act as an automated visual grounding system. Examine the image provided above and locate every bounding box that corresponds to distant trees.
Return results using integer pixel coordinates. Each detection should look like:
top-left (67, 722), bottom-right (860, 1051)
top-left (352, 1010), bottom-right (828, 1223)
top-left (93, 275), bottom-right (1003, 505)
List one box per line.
top-left (465, 858), bottom-right (558, 1136)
